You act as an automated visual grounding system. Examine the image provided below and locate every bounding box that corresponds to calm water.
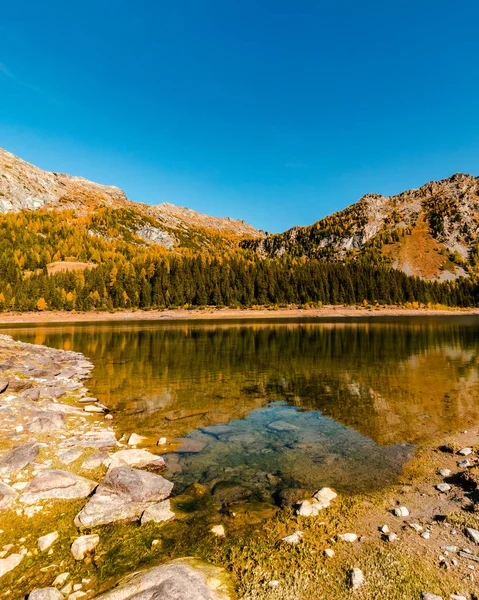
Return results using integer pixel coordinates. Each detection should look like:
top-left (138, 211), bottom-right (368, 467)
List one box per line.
top-left (3, 317), bottom-right (479, 502)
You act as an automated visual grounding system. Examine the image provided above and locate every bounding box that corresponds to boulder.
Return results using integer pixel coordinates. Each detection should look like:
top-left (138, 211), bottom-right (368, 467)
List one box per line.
top-left (38, 531), bottom-right (59, 551)
top-left (350, 568), bottom-right (365, 590)
top-left (465, 527), bottom-right (479, 544)
top-left (74, 466), bottom-right (173, 528)
top-left (81, 452), bottom-right (108, 470)
top-left (141, 499), bottom-right (175, 525)
top-left (94, 558), bottom-right (232, 599)
top-left (107, 449), bottom-right (165, 471)
top-left (26, 412), bottom-right (66, 434)
top-left (29, 588), bottom-right (64, 600)
top-left (0, 553), bottom-right (23, 578)
top-left (21, 470), bottom-right (97, 504)
top-left (71, 534), bottom-right (100, 560)
top-left (59, 449), bottom-right (83, 465)
top-left (0, 443), bottom-right (41, 474)
top-left (0, 482), bottom-right (17, 509)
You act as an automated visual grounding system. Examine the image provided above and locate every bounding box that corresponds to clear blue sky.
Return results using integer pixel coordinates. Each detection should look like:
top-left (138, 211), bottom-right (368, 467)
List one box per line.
top-left (1, 1), bottom-right (478, 232)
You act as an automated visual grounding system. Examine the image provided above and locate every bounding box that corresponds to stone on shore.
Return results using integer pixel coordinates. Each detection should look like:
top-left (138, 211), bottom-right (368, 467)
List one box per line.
top-left (93, 558), bottom-right (232, 599)
top-left (0, 482), bottom-right (17, 509)
top-left (20, 470), bottom-right (97, 504)
top-left (38, 531), bottom-right (59, 551)
top-left (211, 525), bottom-right (225, 537)
top-left (26, 412), bottom-right (66, 434)
top-left (107, 449), bottom-right (165, 471)
top-left (281, 530), bottom-right (304, 544)
top-left (59, 449), bottom-right (83, 465)
top-left (71, 534), bottom-right (100, 560)
top-left (350, 568), bottom-right (365, 590)
top-left (465, 527), bottom-right (479, 544)
top-left (295, 488), bottom-right (337, 516)
top-left (0, 553), bottom-right (23, 578)
top-left (141, 499), bottom-right (175, 524)
top-left (128, 433), bottom-right (147, 446)
top-left (0, 443), bottom-right (40, 474)
top-left (458, 448), bottom-right (473, 456)
top-left (28, 588), bottom-right (64, 600)
top-left (81, 452), bottom-right (108, 470)
top-left (74, 466), bottom-right (173, 528)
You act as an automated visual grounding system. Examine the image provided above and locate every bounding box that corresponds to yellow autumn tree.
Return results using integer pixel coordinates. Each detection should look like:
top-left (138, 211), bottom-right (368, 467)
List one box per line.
top-left (36, 298), bottom-right (48, 311)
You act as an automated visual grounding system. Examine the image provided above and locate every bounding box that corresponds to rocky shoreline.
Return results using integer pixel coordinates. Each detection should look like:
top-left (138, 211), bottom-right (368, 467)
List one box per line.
top-left (0, 334), bottom-right (479, 599)
top-left (0, 334), bottom-right (232, 599)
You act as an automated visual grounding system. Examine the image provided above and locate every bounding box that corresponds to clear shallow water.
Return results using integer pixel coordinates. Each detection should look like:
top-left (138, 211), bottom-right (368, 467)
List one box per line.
top-left (3, 317), bottom-right (479, 502)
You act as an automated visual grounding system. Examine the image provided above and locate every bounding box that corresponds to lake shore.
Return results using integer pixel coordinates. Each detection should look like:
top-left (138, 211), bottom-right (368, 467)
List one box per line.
top-left (1, 305), bottom-right (479, 324)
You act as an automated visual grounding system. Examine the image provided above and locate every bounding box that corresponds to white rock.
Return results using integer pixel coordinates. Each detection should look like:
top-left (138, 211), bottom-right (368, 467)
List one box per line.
top-left (312, 487), bottom-right (337, 508)
top-left (128, 433), bottom-right (147, 446)
top-left (409, 523), bottom-right (423, 532)
top-left (421, 531), bottom-right (431, 540)
top-left (338, 533), bottom-right (357, 543)
top-left (324, 548), bottom-right (334, 558)
top-left (28, 588), bottom-right (64, 600)
top-left (465, 527), bottom-right (479, 544)
top-left (0, 553), bottom-right (23, 578)
top-left (437, 483), bottom-right (451, 493)
top-left (52, 573), bottom-right (69, 586)
top-left (210, 525), bottom-right (225, 537)
top-left (458, 448), bottom-right (473, 456)
top-left (350, 567), bottom-right (365, 590)
top-left (439, 469), bottom-right (451, 477)
top-left (141, 499), bottom-right (175, 525)
top-left (71, 534), bottom-right (99, 560)
top-left (379, 524), bottom-right (389, 533)
top-left (38, 532), bottom-right (59, 552)
top-left (457, 459), bottom-right (471, 468)
top-left (393, 506), bottom-right (409, 517)
top-left (157, 437), bottom-right (167, 446)
top-left (107, 449), bottom-right (165, 471)
top-left (68, 592), bottom-right (86, 599)
top-left (422, 594), bottom-right (443, 600)
top-left (442, 545), bottom-right (457, 552)
top-left (15, 425), bottom-right (23, 433)
top-left (268, 580), bottom-right (279, 588)
top-left (450, 595), bottom-right (467, 600)
top-left (281, 530), bottom-right (304, 544)
top-left (387, 533), bottom-right (399, 542)
top-left (83, 405), bottom-right (105, 413)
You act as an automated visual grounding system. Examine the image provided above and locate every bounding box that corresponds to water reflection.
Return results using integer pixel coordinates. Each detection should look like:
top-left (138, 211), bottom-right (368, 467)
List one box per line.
top-left (3, 317), bottom-right (479, 496)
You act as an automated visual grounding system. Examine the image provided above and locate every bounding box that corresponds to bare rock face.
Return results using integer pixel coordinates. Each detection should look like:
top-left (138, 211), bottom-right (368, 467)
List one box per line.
top-left (20, 469), bottom-right (97, 504)
top-left (74, 466), bottom-right (173, 528)
top-left (0, 442), bottom-right (41, 475)
top-left (94, 558), bottom-right (232, 600)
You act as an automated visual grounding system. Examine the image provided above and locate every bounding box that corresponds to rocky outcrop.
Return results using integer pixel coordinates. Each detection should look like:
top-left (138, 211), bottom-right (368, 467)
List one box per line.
top-left (74, 466), bottom-right (173, 528)
top-left (94, 558), bottom-right (232, 600)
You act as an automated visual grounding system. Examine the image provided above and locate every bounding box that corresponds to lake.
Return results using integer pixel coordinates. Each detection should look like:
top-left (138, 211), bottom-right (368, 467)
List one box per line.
top-left (3, 316), bottom-right (479, 505)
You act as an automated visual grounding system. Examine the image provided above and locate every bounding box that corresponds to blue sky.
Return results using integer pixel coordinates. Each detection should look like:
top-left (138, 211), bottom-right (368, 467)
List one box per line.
top-left (1, 1), bottom-right (478, 232)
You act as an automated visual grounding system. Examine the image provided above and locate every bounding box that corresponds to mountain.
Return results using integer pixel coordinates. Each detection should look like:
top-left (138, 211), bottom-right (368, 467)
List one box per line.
top-left (242, 173), bottom-right (479, 280)
top-left (0, 148), bottom-right (263, 253)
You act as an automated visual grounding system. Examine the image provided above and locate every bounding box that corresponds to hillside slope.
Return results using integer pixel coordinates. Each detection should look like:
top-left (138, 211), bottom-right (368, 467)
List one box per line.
top-left (0, 148), bottom-right (263, 256)
top-left (242, 173), bottom-right (479, 280)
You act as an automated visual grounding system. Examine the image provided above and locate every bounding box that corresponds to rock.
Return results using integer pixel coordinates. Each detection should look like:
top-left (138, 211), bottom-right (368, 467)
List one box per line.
top-left (157, 437), bottom-right (167, 446)
top-left (74, 466), bottom-right (173, 528)
top-left (212, 482), bottom-right (252, 505)
top-left (26, 412), bottom-right (66, 434)
top-left (211, 525), bottom-right (225, 537)
top-left (176, 438), bottom-right (207, 454)
top-left (0, 482), bottom-right (17, 509)
top-left (457, 459), bottom-right (471, 468)
top-left (81, 452), bottom-right (108, 470)
top-left (67, 430), bottom-right (117, 449)
top-left (23, 388), bottom-right (41, 402)
top-left (59, 449), bottom-right (83, 465)
top-left (312, 487), bottom-right (337, 508)
top-left (0, 380), bottom-right (9, 394)
top-left (422, 594), bottom-right (443, 600)
top-left (93, 557), bottom-right (232, 599)
top-left (458, 448), bottom-right (473, 456)
top-left (379, 524), bottom-right (389, 533)
top-left (350, 567), bottom-right (365, 590)
top-left (450, 595), bottom-right (467, 600)
top-left (465, 527), bottom-right (479, 544)
top-left (28, 588), bottom-right (64, 600)
top-left (52, 572), bottom-right (69, 586)
top-left (69, 592), bottom-right (86, 600)
top-left (393, 506), bottom-right (409, 517)
top-left (141, 499), bottom-right (175, 524)
top-left (71, 534), bottom-right (100, 560)
top-left (387, 533), bottom-right (399, 542)
top-left (276, 488), bottom-right (309, 507)
top-left (437, 483), bottom-right (451, 492)
top-left (0, 443), bottom-right (40, 474)
top-left (127, 433), bottom-right (147, 446)
top-left (107, 449), bottom-right (165, 471)
top-left (295, 489), bottom-right (337, 517)
top-left (0, 553), bottom-right (23, 578)
top-left (409, 523), bottom-right (423, 531)
top-left (84, 404), bottom-right (105, 413)
top-left (338, 533), bottom-right (357, 543)
top-left (324, 548), bottom-right (334, 557)
top-left (267, 421), bottom-right (300, 432)
top-left (421, 531), bottom-right (431, 540)
top-left (281, 530), bottom-right (304, 544)
top-left (20, 470), bottom-right (97, 504)
top-left (38, 531), bottom-right (59, 551)
top-left (8, 380), bottom-right (32, 392)
top-left (439, 469), bottom-right (451, 477)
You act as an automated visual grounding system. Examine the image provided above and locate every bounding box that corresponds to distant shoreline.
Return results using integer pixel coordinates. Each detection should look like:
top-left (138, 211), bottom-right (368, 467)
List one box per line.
top-left (0, 305), bottom-right (479, 324)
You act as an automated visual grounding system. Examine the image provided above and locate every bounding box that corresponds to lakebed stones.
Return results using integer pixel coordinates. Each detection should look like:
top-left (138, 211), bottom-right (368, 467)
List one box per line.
top-left (141, 499), bottom-right (175, 525)
top-left (94, 558), bottom-right (232, 600)
top-left (295, 487), bottom-right (337, 516)
top-left (74, 466), bottom-right (173, 528)
top-left (20, 469), bottom-right (97, 504)
top-left (71, 534), bottom-right (100, 560)
top-left (0, 442), bottom-right (40, 474)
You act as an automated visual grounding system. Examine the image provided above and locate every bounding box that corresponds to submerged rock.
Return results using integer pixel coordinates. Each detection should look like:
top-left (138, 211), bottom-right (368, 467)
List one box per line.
top-left (0, 442), bottom-right (40, 474)
top-left (20, 469), bottom-right (97, 504)
top-left (94, 558), bottom-right (232, 599)
top-left (74, 466), bottom-right (173, 528)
